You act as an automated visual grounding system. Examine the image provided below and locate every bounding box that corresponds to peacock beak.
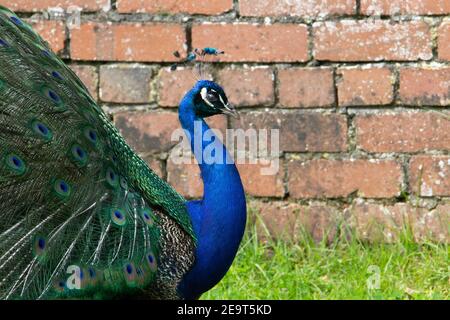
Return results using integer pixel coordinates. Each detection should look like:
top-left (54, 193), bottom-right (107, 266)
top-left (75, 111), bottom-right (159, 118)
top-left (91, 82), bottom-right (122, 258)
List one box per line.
top-left (221, 103), bottom-right (240, 119)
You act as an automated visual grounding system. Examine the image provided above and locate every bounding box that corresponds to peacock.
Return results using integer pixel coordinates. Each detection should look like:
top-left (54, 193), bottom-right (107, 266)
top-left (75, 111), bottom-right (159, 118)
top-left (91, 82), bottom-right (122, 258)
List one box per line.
top-left (0, 6), bottom-right (246, 300)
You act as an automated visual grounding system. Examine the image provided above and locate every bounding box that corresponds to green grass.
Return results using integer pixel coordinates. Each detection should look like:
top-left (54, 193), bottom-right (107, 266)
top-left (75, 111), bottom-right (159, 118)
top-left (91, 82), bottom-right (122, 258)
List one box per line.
top-left (202, 219), bottom-right (449, 300)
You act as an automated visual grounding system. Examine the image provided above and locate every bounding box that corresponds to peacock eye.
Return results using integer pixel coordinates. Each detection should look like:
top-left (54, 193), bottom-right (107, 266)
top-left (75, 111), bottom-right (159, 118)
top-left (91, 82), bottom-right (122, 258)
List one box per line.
top-left (207, 93), bottom-right (218, 102)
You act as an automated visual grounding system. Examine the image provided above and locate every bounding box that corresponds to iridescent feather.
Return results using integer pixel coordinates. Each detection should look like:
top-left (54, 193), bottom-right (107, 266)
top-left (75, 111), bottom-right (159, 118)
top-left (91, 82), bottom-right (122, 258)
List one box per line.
top-left (0, 6), bottom-right (195, 300)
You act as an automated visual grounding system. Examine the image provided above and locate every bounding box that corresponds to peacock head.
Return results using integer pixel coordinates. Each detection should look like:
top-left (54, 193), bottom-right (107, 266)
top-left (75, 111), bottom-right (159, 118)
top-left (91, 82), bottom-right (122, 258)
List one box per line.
top-left (191, 80), bottom-right (238, 118)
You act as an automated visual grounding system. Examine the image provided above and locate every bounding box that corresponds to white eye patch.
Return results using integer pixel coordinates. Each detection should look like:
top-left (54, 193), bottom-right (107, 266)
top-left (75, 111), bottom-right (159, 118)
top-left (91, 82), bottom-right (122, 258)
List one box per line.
top-left (200, 87), bottom-right (214, 107)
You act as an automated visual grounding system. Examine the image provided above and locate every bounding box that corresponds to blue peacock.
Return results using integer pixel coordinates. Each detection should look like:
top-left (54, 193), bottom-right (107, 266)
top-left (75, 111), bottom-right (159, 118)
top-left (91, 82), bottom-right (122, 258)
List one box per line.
top-left (0, 6), bottom-right (246, 300)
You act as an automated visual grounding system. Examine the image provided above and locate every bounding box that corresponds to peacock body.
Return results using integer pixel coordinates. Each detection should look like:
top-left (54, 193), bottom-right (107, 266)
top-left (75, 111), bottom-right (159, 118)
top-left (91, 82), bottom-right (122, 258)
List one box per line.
top-left (0, 6), bottom-right (246, 300)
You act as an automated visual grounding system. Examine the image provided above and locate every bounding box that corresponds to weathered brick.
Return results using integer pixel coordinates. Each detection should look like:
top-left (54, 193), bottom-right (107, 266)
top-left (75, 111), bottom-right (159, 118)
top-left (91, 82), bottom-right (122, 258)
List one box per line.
top-left (159, 65), bottom-right (274, 108)
top-left (29, 20), bottom-right (65, 54)
top-left (167, 153), bottom-right (202, 199)
top-left (158, 67), bottom-right (212, 107)
top-left (0, 0), bottom-right (110, 12)
top-left (361, 0), bottom-right (450, 15)
top-left (100, 64), bottom-right (153, 103)
top-left (117, 0), bottom-right (233, 14)
top-left (114, 111), bottom-right (179, 154)
top-left (217, 67), bottom-right (275, 107)
top-left (69, 64), bottom-right (98, 100)
top-left (278, 67), bottom-right (335, 108)
top-left (142, 156), bottom-right (164, 178)
top-left (347, 201), bottom-right (449, 243)
top-left (168, 157), bottom-right (285, 199)
top-left (409, 156), bottom-right (450, 197)
top-left (231, 112), bottom-right (348, 152)
top-left (337, 67), bottom-right (394, 106)
top-left (240, 0), bottom-right (355, 17)
top-left (166, 116), bottom-right (231, 198)
top-left (356, 112), bottom-right (450, 152)
top-left (192, 23), bottom-right (308, 62)
top-left (288, 159), bottom-right (402, 199)
top-left (399, 67), bottom-right (450, 106)
top-left (313, 20), bottom-right (432, 61)
top-left (71, 22), bottom-right (185, 62)
top-left (237, 160), bottom-right (284, 197)
top-left (438, 21), bottom-right (450, 61)
top-left (250, 201), bottom-right (343, 242)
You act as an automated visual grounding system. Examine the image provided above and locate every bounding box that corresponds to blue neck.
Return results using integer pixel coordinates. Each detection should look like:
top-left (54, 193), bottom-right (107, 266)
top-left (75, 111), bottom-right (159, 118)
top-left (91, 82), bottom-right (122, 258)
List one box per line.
top-left (177, 87), bottom-right (246, 299)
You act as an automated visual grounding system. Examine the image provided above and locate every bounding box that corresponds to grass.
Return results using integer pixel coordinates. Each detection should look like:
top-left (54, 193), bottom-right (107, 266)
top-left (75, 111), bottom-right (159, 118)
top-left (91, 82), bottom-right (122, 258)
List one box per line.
top-left (202, 217), bottom-right (449, 300)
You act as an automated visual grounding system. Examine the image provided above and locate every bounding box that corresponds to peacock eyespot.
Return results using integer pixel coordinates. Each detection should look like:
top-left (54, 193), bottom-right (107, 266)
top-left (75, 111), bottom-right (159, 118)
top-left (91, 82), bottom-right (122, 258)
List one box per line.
top-left (38, 238), bottom-right (45, 249)
top-left (48, 90), bottom-right (59, 102)
top-left (53, 179), bottom-right (71, 199)
top-left (10, 16), bottom-right (23, 26)
top-left (83, 127), bottom-right (99, 146)
top-left (41, 86), bottom-right (66, 111)
top-left (126, 264), bottom-right (133, 275)
top-left (88, 267), bottom-right (96, 279)
top-left (141, 208), bottom-right (154, 227)
top-left (6, 154), bottom-right (26, 175)
top-left (31, 120), bottom-right (52, 141)
top-left (51, 71), bottom-right (63, 81)
top-left (105, 167), bottom-right (119, 188)
top-left (123, 262), bottom-right (139, 286)
top-left (70, 144), bottom-right (88, 167)
top-left (111, 208), bottom-right (126, 226)
top-left (41, 50), bottom-right (51, 58)
top-left (0, 39), bottom-right (8, 47)
top-left (119, 176), bottom-right (128, 190)
top-left (32, 235), bottom-right (48, 259)
top-left (145, 251), bottom-right (157, 272)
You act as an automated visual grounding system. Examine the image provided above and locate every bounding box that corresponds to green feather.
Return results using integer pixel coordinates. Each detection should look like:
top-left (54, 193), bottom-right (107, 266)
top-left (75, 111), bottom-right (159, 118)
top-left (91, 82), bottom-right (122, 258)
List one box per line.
top-left (0, 5), bottom-right (195, 300)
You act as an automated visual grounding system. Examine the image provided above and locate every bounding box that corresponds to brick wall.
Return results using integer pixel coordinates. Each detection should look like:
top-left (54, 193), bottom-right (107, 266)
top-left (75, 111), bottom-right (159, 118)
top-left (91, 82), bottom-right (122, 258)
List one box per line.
top-left (5, 0), bottom-right (449, 242)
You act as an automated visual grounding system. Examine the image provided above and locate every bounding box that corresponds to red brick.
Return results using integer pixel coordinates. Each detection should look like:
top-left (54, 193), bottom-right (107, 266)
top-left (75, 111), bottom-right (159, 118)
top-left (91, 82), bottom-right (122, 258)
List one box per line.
top-left (29, 20), bottom-right (65, 54)
top-left (117, 0), bottom-right (233, 14)
top-left (100, 64), bottom-right (153, 103)
top-left (0, 0), bottom-right (110, 12)
top-left (69, 64), bottom-right (98, 100)
top-left (158, 67), bottom-right (213, 107)
top-left (409, 156), bottom-right (450, 197)
top-left (232, 112), bottom-right (347, 152)
top-left (356, 112), bottom-right (450, 152)
top-left (337, 67), bottom-right (394, 106)
top-left (361, 0), bottom-right (450, 15)
top-left (167, 154), bottom-right (203, 199)
top-left (288, 159), bottom-right (402, 199)
top-left (438, 21), bottom-right (450, 61)
top-left (114, 111), bottom-right (180, 154)
top-left (142, 157), bottom-right (164, 179)
top-left (192, 23), bottom-right (308, 62)
top-left (240, 0), bottom-right (355, 17)
top-left (237, 160), bottom-right (284, 197)
top-left (231, 112), bottom-right (348, 152)
top-left (314, 20), bottom-right (432, 61)
top-left (217, 67), bottom-right (275, 107)
top-left (166, 115), bottom-right (231, 199)
top-left (347, 201), bottom-right (449, 243)
top-left (399, 67), bottom-right (450, 106)
top-left (167, 157), bottom-right (285, 198)
top-left (71, 22), bottom-right (186, 62)
top-left (250, 201), bottom-right (342, 242)
top-left (278, 67), bottom-right (335, 108)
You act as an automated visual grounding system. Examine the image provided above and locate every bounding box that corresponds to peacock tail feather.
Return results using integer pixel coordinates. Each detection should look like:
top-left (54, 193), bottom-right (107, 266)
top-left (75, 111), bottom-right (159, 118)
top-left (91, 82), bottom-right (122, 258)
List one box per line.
top-left (0, 6), bottom-right (195, 300)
